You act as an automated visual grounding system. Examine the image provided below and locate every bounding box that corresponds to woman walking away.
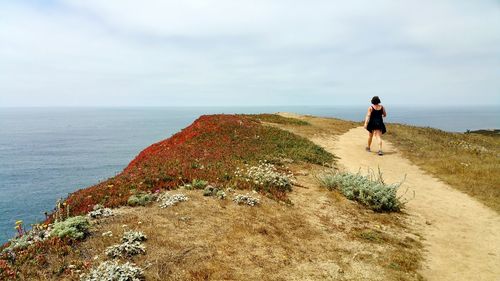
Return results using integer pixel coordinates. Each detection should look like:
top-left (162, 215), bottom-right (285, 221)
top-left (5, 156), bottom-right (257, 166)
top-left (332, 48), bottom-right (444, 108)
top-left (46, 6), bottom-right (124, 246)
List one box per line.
top-left (363, 96), bottom-right (387, 156)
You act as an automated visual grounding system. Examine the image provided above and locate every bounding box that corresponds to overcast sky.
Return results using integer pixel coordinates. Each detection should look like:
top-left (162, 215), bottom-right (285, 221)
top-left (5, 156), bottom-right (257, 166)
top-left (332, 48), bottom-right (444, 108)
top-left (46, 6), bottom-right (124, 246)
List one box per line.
top-left (0, 0), bottom-right (499, 107)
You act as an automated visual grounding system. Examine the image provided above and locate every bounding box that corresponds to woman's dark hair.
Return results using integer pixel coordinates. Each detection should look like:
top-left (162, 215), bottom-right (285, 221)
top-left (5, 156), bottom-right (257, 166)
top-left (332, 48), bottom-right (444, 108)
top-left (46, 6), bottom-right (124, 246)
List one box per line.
top-left (371, 96), bottom-right (381, 105)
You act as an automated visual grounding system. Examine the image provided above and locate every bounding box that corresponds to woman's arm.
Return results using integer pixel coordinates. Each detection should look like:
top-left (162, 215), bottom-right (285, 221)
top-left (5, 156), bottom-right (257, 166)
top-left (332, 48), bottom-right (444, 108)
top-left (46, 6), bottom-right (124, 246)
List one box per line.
top-left (382, 106), bottom-right (387, 117)
top-left (364, 107), bottom-right (372, 128)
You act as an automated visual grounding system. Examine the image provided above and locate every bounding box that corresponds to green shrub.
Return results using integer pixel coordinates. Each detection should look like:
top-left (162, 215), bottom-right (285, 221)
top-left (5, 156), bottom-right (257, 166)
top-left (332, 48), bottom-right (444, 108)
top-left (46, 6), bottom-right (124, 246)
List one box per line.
top-left (127, 193), bottom-right (153, 206)
top-left (182, 179), bottom-right (208, 190)
top-left (203, 186), bottom-right (226, 199)
top-left (318, 169), bottom-right (404, 212)
top-left (191, 179), bottom-right (208, 189)
top-left (50, 216), bottom-right (90, 240)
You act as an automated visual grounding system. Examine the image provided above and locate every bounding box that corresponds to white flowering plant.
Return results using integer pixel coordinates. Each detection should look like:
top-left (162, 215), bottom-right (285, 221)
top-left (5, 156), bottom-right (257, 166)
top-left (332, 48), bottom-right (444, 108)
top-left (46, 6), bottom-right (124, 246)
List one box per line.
top-left (88, 204), bottom-right (113, 219)
top-left (233, 194), bottom-right (260, 206)
top-left (105, 231), bottom-right (147, 258)
top-left (234, 161), bottom-right (295, 193)
top-left (157, 193), bottom-right (189, 208)
top-left (105, 241), bottom-right (145, 258)
top-left (122, 231), bottom-right (147, 243)
top-left (81, 261), bottom-right (144, 281)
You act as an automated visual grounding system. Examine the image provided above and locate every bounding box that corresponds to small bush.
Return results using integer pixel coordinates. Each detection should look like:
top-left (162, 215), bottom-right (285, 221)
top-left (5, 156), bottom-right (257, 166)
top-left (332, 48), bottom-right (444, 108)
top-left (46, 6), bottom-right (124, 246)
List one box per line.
top-left (235, 161), bottom-right (295, 193)
top-left (203, 185), bottom-right (226, 199)
top-left (105, 231), bottom-right (147, 258)
top-left (233, 194), bottom-right (260, 206)
top-left (182, 179), bottom-right (208, 190)
top-left (127, 193), bottom-right (153, 207)
top-left (122, 231), bottom-right (147, 243)
top-left (88, 204), bottom-right (113, 219)
top-left (158, 193), bottom-right (189, 208)
top-left (318, 169), bottom-right (404, 212)
top-left (191, 179), bottom-right (208, 189)
top-left (82, 261), bottom-right (144, 281)
top-left (50, 216), bottom-right (90, 240)
top-left (105, 241), bottom-right (145, 258)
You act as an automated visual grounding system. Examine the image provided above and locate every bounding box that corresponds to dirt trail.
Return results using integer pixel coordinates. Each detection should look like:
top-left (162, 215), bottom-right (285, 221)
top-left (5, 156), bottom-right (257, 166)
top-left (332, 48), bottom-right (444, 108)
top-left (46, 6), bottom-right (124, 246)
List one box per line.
top-left (314, 126), bottom-right (500, 281)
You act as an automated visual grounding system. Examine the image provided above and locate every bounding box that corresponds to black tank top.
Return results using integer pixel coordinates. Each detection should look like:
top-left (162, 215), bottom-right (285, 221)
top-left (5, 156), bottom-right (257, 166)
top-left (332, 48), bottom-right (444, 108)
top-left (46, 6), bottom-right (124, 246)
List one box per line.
top-left (370, 106), bottom-right (384, 122)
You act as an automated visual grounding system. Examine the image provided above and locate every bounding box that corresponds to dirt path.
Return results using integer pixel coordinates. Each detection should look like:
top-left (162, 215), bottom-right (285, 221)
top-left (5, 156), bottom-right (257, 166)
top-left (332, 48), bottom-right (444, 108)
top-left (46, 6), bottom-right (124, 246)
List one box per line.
top-left (313, 126), bottom-right (500, 281)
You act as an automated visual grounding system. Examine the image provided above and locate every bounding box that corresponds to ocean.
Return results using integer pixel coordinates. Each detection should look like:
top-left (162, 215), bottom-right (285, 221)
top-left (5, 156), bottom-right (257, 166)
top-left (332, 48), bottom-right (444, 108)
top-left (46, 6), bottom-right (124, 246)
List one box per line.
top-left (1, 106), bottom-right (498, 243)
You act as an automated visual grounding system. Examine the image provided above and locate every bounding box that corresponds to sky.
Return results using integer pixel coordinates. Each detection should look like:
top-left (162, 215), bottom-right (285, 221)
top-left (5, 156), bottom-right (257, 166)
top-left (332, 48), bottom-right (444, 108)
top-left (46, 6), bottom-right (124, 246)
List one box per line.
top-left (0, 0), bottom-right (499, 107)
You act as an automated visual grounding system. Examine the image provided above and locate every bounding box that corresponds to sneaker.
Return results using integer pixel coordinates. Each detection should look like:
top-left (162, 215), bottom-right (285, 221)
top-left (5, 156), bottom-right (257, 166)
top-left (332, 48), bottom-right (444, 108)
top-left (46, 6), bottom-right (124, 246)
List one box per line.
top-left (365, 147), bottom-right (371, 152)
top-left (378, 150), bottom-right (383, 156)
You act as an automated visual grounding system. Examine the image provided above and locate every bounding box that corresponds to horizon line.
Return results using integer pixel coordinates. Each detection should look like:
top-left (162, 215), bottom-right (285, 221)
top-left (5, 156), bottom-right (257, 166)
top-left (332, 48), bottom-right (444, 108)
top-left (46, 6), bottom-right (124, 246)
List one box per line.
top-left (1, 104), bottom-right (499, 108)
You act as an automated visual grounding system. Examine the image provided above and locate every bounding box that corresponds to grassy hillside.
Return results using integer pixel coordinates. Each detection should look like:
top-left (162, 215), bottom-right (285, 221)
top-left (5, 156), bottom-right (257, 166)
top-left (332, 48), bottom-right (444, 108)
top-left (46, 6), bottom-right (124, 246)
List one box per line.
top-left (386, 124), bottom-right (500, 212)
top-left (62, 114), bottom-right (333, 218)
top-left (0, 114), bottom-right (334, 279)
top-left (0, 114), bottom-right (424, 281)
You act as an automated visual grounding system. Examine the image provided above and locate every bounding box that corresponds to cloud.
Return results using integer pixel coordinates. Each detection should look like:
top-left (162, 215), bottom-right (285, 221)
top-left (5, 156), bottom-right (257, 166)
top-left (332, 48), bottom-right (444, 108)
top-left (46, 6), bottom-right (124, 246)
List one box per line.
top-left (0, 0), bottom-right (499, 106)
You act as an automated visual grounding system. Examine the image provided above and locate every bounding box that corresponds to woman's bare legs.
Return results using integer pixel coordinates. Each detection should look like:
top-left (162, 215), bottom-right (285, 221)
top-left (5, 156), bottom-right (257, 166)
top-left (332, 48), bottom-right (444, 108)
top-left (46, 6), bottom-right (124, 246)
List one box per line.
top-left (367, 132), bottom-right (373, 151)
top-left (373, 130), bottom-right (383, 153)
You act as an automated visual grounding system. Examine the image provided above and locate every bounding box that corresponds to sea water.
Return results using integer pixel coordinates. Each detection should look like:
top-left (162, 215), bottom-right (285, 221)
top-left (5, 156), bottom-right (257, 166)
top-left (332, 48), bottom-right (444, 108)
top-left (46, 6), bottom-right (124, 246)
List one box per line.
top-left (1, 106), bottom-right (498, 242)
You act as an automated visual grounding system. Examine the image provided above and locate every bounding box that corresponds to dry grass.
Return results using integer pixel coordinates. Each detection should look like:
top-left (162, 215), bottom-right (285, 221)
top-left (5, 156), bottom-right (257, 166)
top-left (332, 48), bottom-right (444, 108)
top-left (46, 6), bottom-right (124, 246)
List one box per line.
top-left (15, 163), bottom-right (423, 281)
top-left (385, 124), bottom-right (500, 213)
top-left (13, 114), bottom-right (425, 280)
top-left (274, 112), bottom-right (359, 138)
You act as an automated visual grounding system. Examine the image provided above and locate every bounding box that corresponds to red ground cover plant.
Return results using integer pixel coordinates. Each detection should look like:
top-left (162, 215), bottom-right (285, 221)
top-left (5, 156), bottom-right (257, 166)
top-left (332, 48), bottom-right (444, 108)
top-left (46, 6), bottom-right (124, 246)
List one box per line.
top-left (0, 237), bottom-right (77, 279)
top-left (0, 259), bottom-right (16, 279)
top-left (1, 114), bottom-right (333, 279)
top-left (61, 114), bottom-right (332, 217)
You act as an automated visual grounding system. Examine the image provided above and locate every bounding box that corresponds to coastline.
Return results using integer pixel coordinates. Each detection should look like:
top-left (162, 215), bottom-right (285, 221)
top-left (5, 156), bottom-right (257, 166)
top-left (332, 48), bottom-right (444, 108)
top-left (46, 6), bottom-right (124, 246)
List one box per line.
top-left (0, 108), bottom-right (498, 244)
top-left (1, 113), bottom-right (498, 280)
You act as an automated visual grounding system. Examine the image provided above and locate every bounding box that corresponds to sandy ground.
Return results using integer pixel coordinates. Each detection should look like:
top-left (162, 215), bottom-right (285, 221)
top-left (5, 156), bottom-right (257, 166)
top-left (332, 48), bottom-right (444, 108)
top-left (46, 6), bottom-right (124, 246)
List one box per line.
top-left (316, 126), bottom-right (500, 281)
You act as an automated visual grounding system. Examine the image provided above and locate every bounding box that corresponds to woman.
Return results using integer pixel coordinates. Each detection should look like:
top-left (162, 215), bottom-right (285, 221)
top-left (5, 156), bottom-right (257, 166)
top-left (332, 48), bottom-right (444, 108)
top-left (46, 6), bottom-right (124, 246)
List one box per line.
top-left (363, 96), bottom-right (387, 156)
